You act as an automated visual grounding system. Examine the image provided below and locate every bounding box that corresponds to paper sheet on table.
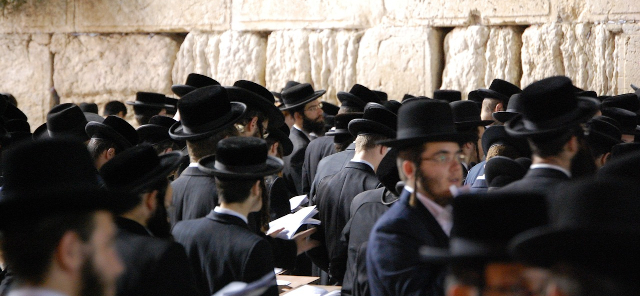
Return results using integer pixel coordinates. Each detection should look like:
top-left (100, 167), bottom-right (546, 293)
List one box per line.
top-left (267, 206), bottom-right (320, 240)
top-left (212, 271), bottom-right (275, 296)
top-left (289, 195), bottom-right (309, 212)
top-left (283, 285), bottom-right (341, 296)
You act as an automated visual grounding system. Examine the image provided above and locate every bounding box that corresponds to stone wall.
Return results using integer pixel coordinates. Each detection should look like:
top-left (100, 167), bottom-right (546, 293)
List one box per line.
top-left (0, 0), bottom-right (638, 127)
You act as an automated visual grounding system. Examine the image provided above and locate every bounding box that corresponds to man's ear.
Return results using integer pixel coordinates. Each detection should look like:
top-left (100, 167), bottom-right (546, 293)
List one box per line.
top-left (106, 147), bottom-right (116, 160)
top-left (446, 285), bottom-right (476, 296)
top-left (143, 190), bottom-right (159, 213)
top-left (249, 116), bottom-right (259, 133)
top-left (401, 160), bottom-right (415, 180)
top-left (494, 101), bottom-right (504, 112)
top-left (55, 231), bottom-right (85, 273)
top-left (565, 135), bottom-right (579, 154)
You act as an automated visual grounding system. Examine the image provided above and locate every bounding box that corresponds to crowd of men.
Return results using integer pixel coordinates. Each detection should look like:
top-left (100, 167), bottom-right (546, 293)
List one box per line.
top-left (0, 72), bottom-right (637, 296)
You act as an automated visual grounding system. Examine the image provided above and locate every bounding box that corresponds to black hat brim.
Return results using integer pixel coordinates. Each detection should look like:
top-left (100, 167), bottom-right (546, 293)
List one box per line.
top-left (86, 122), bottom-right (135, 150)
top-left (505, 97), bottom-right (599, 137)
top-left (476, 88), bottom-right (510, 103)
top-left (197, 154), bottom-right (284, 179)
top-left (325, 128), bottom-right (351, 137)
top-left (378, 133), bottom-right (466, 149)
top-left (137, 124), bottom-right (170, 144)
top-left (492, 111), bottom-right (519, 123)
top-left (348, 119), bottom-right (396, 139)
top-left (455, 120), bottom-right (494, 130)
top-left (171, 85), bottom-right (196, 97)
top-left (337, 92), bottom-right (366, 108)
top-left (279, 90), bottom-right (326, 111)
top-left (168, 102), bottom-right (247, 141)
top-left (225, 86), bottom-right (285, 129)
top-left (84, 112), bottom-right (105, 123)
top-left (105, 152), bottom-right (182, 194)
top-left (420, 243), bottom-right (509, 264)
top-left (267, 128), bottom-right (293, 157)
top-left (126, 101), bottom-right (174, 110)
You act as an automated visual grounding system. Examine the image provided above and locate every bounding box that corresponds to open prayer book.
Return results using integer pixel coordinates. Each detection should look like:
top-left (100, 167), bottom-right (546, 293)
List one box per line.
top-left (267, 206), bottom-right (320, 240)
top-left (212, 271), bottom-right (275, 296)
top-left (289, 194), bottom-right (309, 212)
top-left (282, 285), bottom-right (341, 296)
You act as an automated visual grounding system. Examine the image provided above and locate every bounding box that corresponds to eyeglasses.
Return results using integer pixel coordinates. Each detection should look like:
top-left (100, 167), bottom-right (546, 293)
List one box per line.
top-left (421, 152), bottom-right (465, 164)
top-left (305, 102), bottom-right (323, 112)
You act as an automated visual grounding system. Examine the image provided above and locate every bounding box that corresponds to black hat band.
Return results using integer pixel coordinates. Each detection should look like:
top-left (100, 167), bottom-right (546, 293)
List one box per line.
top-left (523, 107), bottom-right (583, 131)
top-left (214, 161), bottom-right (268, 173)
top-left (182, 110), bottom-right (233, 134)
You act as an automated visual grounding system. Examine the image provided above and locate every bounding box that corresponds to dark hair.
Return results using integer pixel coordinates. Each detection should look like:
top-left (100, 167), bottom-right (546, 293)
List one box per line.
top-left (355, 134), bottom-right (388, 152)
top-left (117, 175), bottom-right (170, 214)
top-left (2, 211), bottom-right (96, 284)
top-left (529, 126), bottom-right (581, 158)
top-left (265, 137), bottom-right (284, 159)
top-left (133, 106), bottom-right (163, 126)
top-left (151, 139), bottom-right (180, 155)
top-left (291, 105), bottom-right (306, 118)
top-left (397, 144), bottom-right (426, 207)
top-left (215, 177), bottom-right (259, 204)
top-left (186, 125), bottom-right (239, 162)
top-left (103, 101), bottom-right (127, 117)
top-left (235, 109), bottom-right (267, 137)
top-left (87, 138), bottom-right (120, 161)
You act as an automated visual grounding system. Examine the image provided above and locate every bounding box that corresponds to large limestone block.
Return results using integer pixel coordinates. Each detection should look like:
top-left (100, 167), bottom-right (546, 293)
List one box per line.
top-left (520, 24), bottom-right (565, 87)
top-left (52, 34), bottom-right (180, 100)
top-left (172, 31), bottom-right (268, 87)
top-left (0, 0), bottom-right (72, 33)
top-left (266, 30), bottom-right (312, 93)
top-left (356, 26), bottom-right (442, 100)
top-left (232, 0), bottom-right (384, 31)
top-left (485, 27), bottom-right (523, 88)
top-left (0, 34), bottom-right (53, 128)
top-left (441, 26), bottom-right (490, 98)
top-left (613, 25), bottom-right (640, 95)
top-left (384, 0), bottom-right (553, 27)
top-left (75, 0), bottom-right (230, 32)
top-left (563, 0), bottom-right (640, 23)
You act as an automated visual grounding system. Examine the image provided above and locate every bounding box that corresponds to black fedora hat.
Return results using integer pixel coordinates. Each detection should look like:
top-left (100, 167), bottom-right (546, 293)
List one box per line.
top-left (376, 148), bottom-right (401, 196)
top-left (325, 112), bottom-right (363, 137)
top-left (100, 144), bottom-right (182, 194)
top-left (337, 84), bottom-right (382, 110)
top-left (266, 124), bottom-right (293, 157)
top-left (599, 149), bottom-right (640, 178)
top-left (509, 178), bottom-right (640, 276)
top-left (378, 100), bottom-right (464, 148)
top-left (601, 93), bottom-right (640, 112)
top-left (401, 94), bottom-right (416, 102)
top-left (433, 90), bottom-right (461, 103)
top-left (0, 138), bottom-right (117, 226)
top-left (481, 125), bottom-right (531, 157)
top-left (5, 119), bottom-right (31, 144)
top-left (484, 156), bottom-right (528, 189)
top-left (601, 107), bottom-right (639, 135)
top-left (421, 191), bottom-right (547, 263)
top-left (86, 115), bottom-right (138, 150)
top-left (169, 85), bottom-right (247, 141)
top-left (46, 103), bottom-right (89, 141)
top-left (475, 78), bottom-right (521, 104)
top-left (505, 76), bottom-right (599, 137)
top-left (609, 142), bottom-right (640, 160)
top-left (492, 94), bottom-right (523, 123)
top-left (450, 100), bottom-right (494, 130)
top-left (373, 90), bottom-right (388, 102)
top-left (585, 116), bottom-right (622, 148)
top-left (32, 122), bottom-right (47, 140)
top-left (271, 81), bottom-right (300, 100)
top-left (321, 101), bottom-right (340, 116)
top-left (2, 103), bottom-right (27, 122)
top-left (348, 103), bottom-right (397, 138)
top-left (79, 102), bottom-right (99, 114)
top-left (279, 83), bottom-right (325, 111)
top-left (198, 137), bottom-right (283, 179)
top-left (229, 80), bottom-right (285, 129)
top-left (172, 73), bottom-right (221, 98)
top-left (164, 97), bottom-right (178, 115)
top-left (383, 100), bottom-right (402, 115)
top-left (136, 115), bottom-right (177, 145)
top-left (127, 92), bottom-right (173, 109)
top-left (84, 112), bottom-right (104, 123)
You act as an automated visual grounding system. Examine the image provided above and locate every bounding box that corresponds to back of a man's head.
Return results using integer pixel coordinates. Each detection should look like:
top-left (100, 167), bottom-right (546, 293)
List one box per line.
top-left (103, 101), bottom-right (127, 117)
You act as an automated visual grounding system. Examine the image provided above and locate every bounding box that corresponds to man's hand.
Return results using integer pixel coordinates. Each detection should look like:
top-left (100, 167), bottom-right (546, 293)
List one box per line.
top-left (293, 228), bottom-right (320, 255)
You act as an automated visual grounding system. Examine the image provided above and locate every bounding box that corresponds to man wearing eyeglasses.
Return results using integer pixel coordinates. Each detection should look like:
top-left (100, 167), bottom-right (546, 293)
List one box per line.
top-left (367, 99), bottom-right (465, 296)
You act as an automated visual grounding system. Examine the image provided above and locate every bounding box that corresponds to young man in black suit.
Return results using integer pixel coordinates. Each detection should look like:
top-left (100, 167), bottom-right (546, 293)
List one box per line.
top-left (100, 144), bottom-right (199, 296)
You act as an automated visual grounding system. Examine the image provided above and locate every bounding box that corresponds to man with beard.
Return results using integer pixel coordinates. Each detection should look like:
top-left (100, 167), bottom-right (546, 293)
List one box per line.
top-left (99, 144), bottom-right (199, 296)
top-left (279, 83), bottom-right (326, 195)
top-left (0, 138), bottom-right (124, 296)
top-left (367, 99), bottom-right (464, 296)
top-left (498, 76), bottom-right (599, 195)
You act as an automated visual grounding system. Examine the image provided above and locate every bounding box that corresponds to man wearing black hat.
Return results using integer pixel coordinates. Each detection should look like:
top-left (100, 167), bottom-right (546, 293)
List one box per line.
top-left (44, 103), bottom-right (90, 142)
top-left (469, 78), bottom-right (522, 122)
top-left (265, 124), bottom-right (295, 220)
top-left (103, 101), bottom-right (127, 118)
top-left (136, 115), bottom-right (183, 155)
top-left (499, 76), bottom-right (599, 195)
top-left (172, 137), bottom-right (284, 296)
top-left (172, 73), bottom-right (220, 98)
top-left (367, 99), bottom-right (464, 296)
top-left (280, 83), bottom-right (326, 195)
top-left (127, 92), bottom-right (174, 126)
top-left (228, 80), bottom-right (284, 138)
top-left (450, 100), bottom-right (493, 179)
top-left (86, 115), bottom-right (139, 170)
top-left (99, 145), bottom-right (198, 296)
top-left (0, 138), bottom-right (124, 296)
top-left (308, 103), bottom-right (396, 284)
top-left (601, 107), bottom-right (638, 143)
top-left (585, 116), bottom-right (622, 168)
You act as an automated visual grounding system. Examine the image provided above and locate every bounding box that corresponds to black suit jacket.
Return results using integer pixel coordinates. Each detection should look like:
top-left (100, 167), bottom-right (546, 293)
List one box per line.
top-left (367, 189), bottom-right (449, 296)
top-left (308, 161), bottom-right (380, 283)
top-left (170, 166), bottom-right (218, 226)
top-left (302, 136), bottom-right (337, 194)
top-left (172, 211), bottom-right (278, 296)
top-left (283, 127), bottom-right (311, 195)
top-left (497, 167), bottom-right (570, 195)
top-left (309, 143), bottom-right (356, 201)
top-left (115, 217), bottom-right (199, 296)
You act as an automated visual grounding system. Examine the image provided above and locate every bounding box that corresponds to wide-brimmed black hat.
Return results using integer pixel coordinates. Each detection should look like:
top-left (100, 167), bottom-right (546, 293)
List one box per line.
top-left (481, 125), bottom-right (531, 157)
top-left (376, 148), bottom-right (400, 196)
top-left (164, 97), bottom-right (178, 115)
top-left (433, 90), bottom-right (461, 103)
top-left (266, 124), bottom-right (293, 156)
top-left (373, 90), bottom-right (388, 102)
top-left (325, 112), bottom-right (363, 137)
top-left (450, 100), bottom-right (494, 130)
top-left (321, 102), bottom-right (339, 116)
top-left (172, 73), bottom-right (221, 97)
top-left (337, 84), bottom-right (382, 110)
top-left (609, 142), bottom-right (640, 160)
top-left (127, 92), bottom-right (173, 110)
top-left (509, 178), bottom-right (640, 276)
top-left (466, 90), bottom-right (483, 107)
top-left (348, 103), bottom-right (397, 138)
top-left (601, 93), bottom-right (640, 112)
top-left (79, 102), bottom-right (99, 114)
top-left (601, 107), bottom-right (639, 135)
top-left (2, 102), bottom-right (27, 122)
top-left (484, 156), bottom-right (528, 189)
top-left (137, 115), bottom-right (177, 145)
top-left (492, 94), bottom-right (523, 123)
top-left (475, 79), bottom-right (521, 104)
top-left (84, 112), bottom-right (105, 123)
top-left (46, 103), bottom-right (90, 141)
top-left (421, 192), bottom-right (547, 263)
top-left (169, 85), bottom-right (247, 141)
top-left (279, 83), bottom-right (325, 111)
top-left (229, 80), bottom-right (285, 129)
top-left (198, 137), bottom-right (283, 179)
top-left (0, 138), bottom-right (117, 227)
top-left (586, 116), bottom-right (622, 149)
top-left (100, 144), bottom-right (182, 194)
top-left (271, 81), bottom-right (300, 100)
top-left (506, 76), bottom-right (599, 137)
top-left (86, 115), bottom-right (138, 150)
top-left (383, 100), bottom-right (402, 115)
top-left (378, 100), bottom-right (464, 148)
top-left (5, 119), bottom-right (31, 144)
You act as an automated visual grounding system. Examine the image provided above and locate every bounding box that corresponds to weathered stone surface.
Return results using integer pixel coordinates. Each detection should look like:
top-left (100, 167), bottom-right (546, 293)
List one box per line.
top-left (441, 26), bottom-right (490, 98)
top-left (75, 0), bottom-right (230, 32)
top-left (485, 27), bottom-right (522, 88)
top-left (520, 24), bottom-right (565, 87)
top-left (265, 30), bottom-right (312, 93)
top-left (232, 0), bottom-right (384, 30)
top-left (570, 0), bottom-right (640, 23)
top-left (51, 33), bottom-right (180, 99)
top-left (384, 0), bottom-right (553, 27)
top-left (356, 26), bottom-right (442, 100)
top-left (0, 34), bottom-right (53, 128)
top-left (0, 0), bottom-right (72, 33)
top-left (613, 25), bottom-right (640, 95)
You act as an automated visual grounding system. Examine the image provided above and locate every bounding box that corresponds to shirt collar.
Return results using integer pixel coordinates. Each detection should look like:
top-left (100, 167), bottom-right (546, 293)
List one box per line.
top-left (214, 206), bottom-right (248, 224)
top-left (8, 288), bottom-right (69, 296)
top-left (188, 162), bottom-right (199, 168)
top-left (350, 159), bottom-right (375, 171)
top-left (293, 124), bottom-right (312, 141)
top-left (529, 163), bottom-right (572, 178)
top-left (404, 185), bottom-right (453, 236)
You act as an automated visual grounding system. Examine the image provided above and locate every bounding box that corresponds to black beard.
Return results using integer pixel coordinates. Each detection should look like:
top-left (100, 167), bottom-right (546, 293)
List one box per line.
top-left (416, 168), bottom-right (453, 207)
top-left (302, 115), bottom-right (325, 135)
top-left (570, 137), bottom-right (597, 178)
top-left (146, 186), bottom-right (172, 239)
top-left (80, 253), bottom-right (106, 296)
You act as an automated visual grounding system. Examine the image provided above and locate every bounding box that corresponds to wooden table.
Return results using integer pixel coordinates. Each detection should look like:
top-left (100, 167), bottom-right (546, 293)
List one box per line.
top-left (276, 275), bottom-right (319, 294)
top-left (281, 284), bottom-right (341, 295)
